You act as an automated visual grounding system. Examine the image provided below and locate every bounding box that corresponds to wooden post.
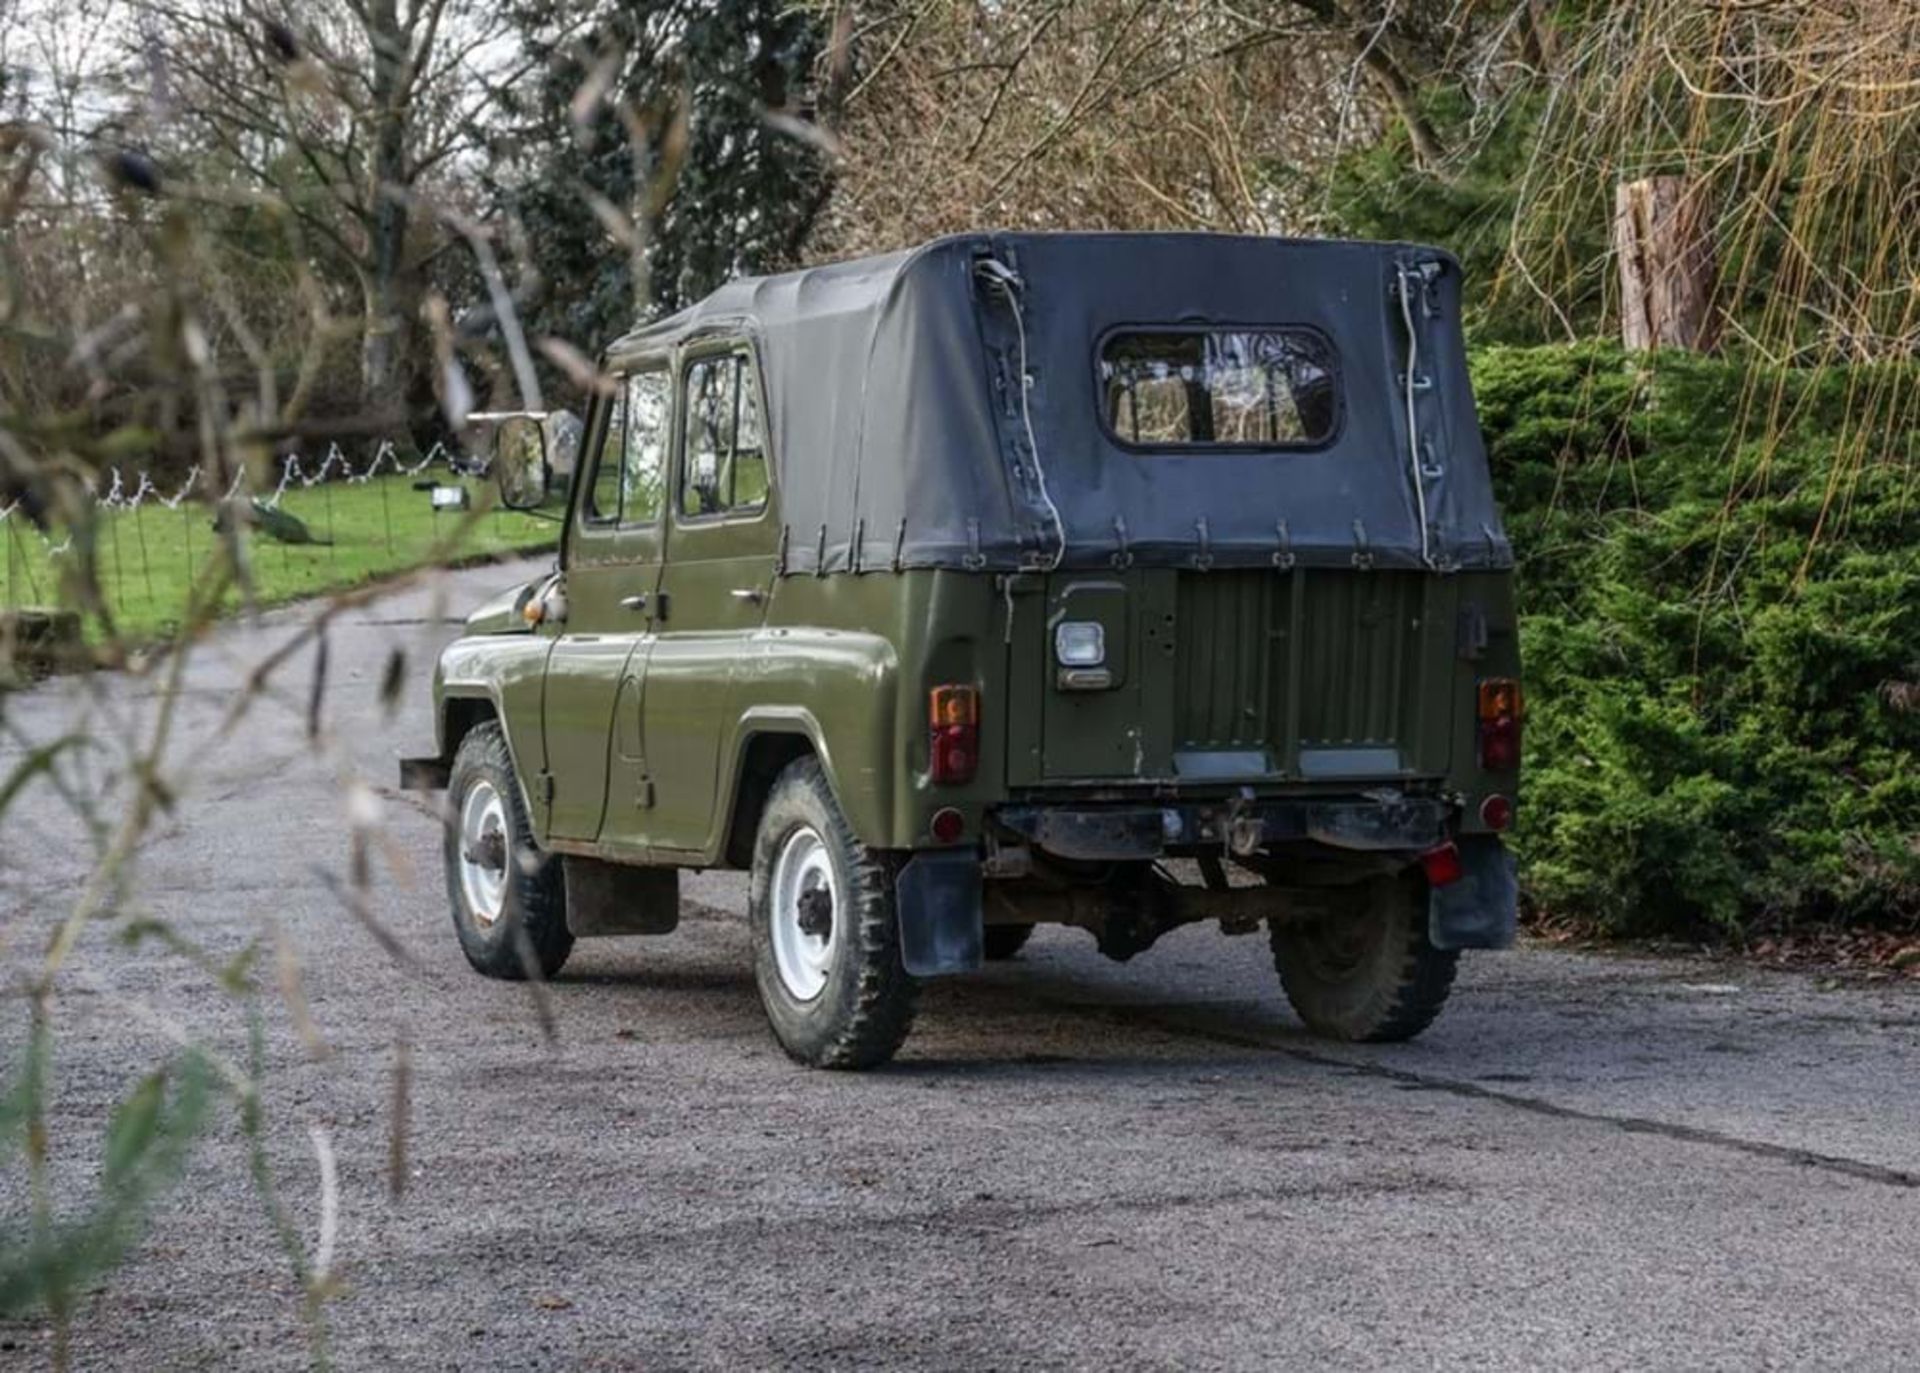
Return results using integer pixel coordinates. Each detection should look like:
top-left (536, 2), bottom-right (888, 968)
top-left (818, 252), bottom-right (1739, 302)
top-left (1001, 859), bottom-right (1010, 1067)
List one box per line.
top-left (1614, 176), bottom-right (1718, 352)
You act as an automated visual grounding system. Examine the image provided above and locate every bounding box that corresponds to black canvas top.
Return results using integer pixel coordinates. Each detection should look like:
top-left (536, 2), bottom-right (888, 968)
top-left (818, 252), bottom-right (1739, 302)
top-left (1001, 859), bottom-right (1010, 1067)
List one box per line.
top-left (608, 232), bottom-right (1512, 575)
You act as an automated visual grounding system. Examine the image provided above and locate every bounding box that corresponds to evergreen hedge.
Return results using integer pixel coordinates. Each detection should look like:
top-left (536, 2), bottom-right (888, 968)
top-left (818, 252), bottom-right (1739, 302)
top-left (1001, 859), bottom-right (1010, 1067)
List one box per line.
top-left (1473, 345), bottom-right (1920, 938)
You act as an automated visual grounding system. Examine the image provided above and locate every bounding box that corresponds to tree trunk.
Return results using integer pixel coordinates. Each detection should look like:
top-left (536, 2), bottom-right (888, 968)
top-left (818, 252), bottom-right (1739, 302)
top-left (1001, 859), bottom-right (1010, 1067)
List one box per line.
top-left (1357, 39), bottom-right (1446, 169)
top-left (1519, 0), bottom-right (1556, 73)
top-left (1285, 0), bottom-right (1448, 169)
top-left (360, 0), bottom-right (414, 414)
top-left (360, 269), bottom-right (407, 416)
top-left (1614, 176), bottom-right (1718, 352)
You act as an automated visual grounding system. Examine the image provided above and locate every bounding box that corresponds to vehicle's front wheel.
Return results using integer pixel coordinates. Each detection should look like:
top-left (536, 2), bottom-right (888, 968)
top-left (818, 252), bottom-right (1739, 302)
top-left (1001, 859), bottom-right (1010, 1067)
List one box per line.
top-left (444, 721), bottom-right (572, 981)
top-left (1268, 872), bottom-right (1456, 1042)
top-left (749, 759), bottom-right (918, 1069)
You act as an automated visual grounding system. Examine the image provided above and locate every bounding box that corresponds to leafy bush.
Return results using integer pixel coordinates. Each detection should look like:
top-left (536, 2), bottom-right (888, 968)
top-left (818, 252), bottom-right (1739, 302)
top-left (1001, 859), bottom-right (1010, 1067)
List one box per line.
top-left (1474, 344), bottom-right (1920, 938)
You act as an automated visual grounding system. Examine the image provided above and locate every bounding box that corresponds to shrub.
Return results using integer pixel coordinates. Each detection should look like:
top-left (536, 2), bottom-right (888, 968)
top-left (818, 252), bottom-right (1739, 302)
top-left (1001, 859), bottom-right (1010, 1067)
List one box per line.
top-left (1474, 344), bottom-right (1920, 938)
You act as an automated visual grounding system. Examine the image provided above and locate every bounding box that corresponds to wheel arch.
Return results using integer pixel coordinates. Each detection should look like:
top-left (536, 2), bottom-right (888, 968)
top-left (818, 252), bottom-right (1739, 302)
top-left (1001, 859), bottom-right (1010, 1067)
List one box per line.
top-left (720, 717), bottom-right (825, 870)
top-left (441, 687), bottom-right (547, 835)
top-left (441, 692), bottom-right (499, 759)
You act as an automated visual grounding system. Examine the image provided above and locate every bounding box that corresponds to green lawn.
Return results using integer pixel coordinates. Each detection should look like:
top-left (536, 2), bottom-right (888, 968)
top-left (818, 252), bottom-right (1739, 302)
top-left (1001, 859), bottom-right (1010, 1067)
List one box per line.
top-left (0, 471), bottom-right (557, 644)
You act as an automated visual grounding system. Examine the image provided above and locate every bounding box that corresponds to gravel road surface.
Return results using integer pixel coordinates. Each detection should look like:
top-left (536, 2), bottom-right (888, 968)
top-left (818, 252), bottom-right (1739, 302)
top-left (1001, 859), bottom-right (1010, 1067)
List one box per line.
top-left (4, 558), bottom-right (1919, 1370)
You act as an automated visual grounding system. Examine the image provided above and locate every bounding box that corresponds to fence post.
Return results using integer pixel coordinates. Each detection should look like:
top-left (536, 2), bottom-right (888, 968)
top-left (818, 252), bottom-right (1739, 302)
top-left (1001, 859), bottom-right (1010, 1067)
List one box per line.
top-left (323, 477), bottom-right (338, 574)
top-left (107, 504), bottom-right (125, 611)
top-left (133, 501), bottom-right (154, 608)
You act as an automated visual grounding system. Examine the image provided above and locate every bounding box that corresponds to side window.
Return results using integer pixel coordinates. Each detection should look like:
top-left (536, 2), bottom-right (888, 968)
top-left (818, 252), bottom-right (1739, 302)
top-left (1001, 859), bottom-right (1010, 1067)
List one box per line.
top-left (621, 372), bottom-right (670, 525)
top-left (680, 351), bottom-right (768, 519)
top-left (587, 385), bottom-right (628, 523)
top-left (585, 368), bottom-right (670, 525)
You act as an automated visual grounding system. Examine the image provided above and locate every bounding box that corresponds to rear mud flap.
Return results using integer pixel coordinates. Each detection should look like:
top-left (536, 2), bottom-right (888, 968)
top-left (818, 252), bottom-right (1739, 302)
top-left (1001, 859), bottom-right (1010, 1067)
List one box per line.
top-left (1429, 837), bottom-right (1517, 951)
top-left (896, 851), bottom-right (983, 977)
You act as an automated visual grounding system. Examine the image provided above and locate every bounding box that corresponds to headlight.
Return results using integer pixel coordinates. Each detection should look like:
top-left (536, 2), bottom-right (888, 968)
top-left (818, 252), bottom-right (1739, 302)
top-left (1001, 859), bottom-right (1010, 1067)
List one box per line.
top-left (1054, 620), bottom-right (1105, 667)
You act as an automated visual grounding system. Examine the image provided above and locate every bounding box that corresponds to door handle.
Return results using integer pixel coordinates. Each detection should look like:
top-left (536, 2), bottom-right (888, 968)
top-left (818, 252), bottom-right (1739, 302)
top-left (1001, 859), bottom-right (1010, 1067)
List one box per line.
top-left (730, 588), bottom-right (766, 605)
top-left (619, 594), bottom-right (649, 612)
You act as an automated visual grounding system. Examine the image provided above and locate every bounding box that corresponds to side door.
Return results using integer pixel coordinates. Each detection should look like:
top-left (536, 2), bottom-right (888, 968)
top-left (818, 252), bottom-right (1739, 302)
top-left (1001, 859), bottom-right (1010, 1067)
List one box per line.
top-left (541, 364), bottom-right (672, 843)
top-left (642, 341), bottom-right (779, 858)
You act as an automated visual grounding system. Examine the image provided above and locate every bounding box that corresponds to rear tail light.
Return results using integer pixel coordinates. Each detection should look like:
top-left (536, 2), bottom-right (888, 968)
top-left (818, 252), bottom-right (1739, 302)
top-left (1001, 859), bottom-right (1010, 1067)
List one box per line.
top-left (929, 807), bottom-right (967, 844)
top-left (1477, 677), bottom-right (1523, 773)
top-left (1419, 842), bottom-right (1464, 887)
top-left (929, 685), bottom-right (978, 785)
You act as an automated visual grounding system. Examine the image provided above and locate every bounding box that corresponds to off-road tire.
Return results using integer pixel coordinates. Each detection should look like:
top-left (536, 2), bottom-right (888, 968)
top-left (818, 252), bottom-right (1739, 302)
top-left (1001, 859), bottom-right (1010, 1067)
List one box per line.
top-left (749, 759), bottom-right (918, 1069)
top-left (444, 721), bottom-right (572, 981)
top-left (1268, 873), bottom-right (1457, 1042)
top-left (982, 923), bottom-right (1036, 961)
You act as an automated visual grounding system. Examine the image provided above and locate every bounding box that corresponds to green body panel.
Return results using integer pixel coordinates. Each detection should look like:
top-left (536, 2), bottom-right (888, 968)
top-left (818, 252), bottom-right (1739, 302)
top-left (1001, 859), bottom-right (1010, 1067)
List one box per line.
top-left (541, 491), bottom-right (662, 844)
top-left (1000, 566), bottom-right (1504, 797)
top-left (434, 557), bottom-right (1519, 858)
top-left (640, 516), bottom-right (779, 858)
top-left (741, 568), bottom-right (1010, 854)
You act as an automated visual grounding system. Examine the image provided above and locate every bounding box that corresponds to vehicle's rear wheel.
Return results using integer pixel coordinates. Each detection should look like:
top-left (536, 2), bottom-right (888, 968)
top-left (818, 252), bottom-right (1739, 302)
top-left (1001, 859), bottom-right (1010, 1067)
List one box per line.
top-left (444, 721), bottom-right (572, 981)
top-left (1268, 872), bottom-right (1456, 1042)
top-left (749, 758), bottom-right (918, 1069)
top-left (982, 923), bottom-right (1035, 961)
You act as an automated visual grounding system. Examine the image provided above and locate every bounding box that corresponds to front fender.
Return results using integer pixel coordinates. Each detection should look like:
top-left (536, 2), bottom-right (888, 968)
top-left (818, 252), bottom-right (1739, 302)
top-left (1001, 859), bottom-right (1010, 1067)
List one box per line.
top-left (436, 633), bottom-right (554, 837)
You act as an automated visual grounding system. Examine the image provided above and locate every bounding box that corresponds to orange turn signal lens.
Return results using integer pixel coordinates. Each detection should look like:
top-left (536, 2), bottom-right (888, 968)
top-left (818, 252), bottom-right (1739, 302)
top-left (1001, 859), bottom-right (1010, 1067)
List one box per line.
top-left (929, 684), bottom-right (978, 728)
top-left (1476, 677), bottom-right (1523, 773)
top-left (928, 685), bottom-right (979, 784)
top-left (1477, 678), bottom-right (1522, 722)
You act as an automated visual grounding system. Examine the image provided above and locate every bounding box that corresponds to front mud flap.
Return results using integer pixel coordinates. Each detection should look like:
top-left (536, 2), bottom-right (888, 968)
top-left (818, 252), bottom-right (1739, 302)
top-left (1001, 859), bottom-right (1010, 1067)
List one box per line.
top-left (896, 850), bottom-right (983, 977)
top-left (1429, 837), bottom-right (1518, 950)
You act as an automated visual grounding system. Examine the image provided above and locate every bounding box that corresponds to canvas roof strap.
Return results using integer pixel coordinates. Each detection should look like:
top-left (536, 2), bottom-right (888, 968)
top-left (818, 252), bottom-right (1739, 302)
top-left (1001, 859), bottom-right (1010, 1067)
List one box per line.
top-left (1272, 519), bottom-right (1296, 571)
top-left (1192, 516), bottom-right (1214, 572)
top-left (972, 255), bottom-right (1067, 571)
top-left (1393, 258), bottom-right (1436, 570)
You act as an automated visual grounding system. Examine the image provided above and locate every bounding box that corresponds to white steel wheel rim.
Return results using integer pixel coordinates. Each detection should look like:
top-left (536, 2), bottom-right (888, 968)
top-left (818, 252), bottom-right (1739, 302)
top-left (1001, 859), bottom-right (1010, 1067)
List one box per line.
top-left (458, 779), bottom-right (510, 930)
top-left (770, 825), bottom-right (839, 1002)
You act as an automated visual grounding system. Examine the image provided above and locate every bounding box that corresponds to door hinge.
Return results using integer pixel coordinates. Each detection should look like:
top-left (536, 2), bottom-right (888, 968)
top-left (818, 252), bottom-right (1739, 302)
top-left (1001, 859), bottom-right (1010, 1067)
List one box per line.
top-left (537, 770), bottom-right (556, 806)
top-left (635, 777), bottom-right (655, 810)
top-left (655, 591), bottom-right (671, 622)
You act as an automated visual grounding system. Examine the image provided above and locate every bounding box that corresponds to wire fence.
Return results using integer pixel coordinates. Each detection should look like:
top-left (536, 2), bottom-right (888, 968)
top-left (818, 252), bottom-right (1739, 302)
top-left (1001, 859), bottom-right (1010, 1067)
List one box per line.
top-left (1, 440), bottom-right (549, 630)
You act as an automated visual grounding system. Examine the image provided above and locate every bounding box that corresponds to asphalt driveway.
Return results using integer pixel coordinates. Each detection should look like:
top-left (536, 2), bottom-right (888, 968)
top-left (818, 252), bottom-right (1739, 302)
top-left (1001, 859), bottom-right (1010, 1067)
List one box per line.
top-left (3, 558), bottom-right (1918, 1370)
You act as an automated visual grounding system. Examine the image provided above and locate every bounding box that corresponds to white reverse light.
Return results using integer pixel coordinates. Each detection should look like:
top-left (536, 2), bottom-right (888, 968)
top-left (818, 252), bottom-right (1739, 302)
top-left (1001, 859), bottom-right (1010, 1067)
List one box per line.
top-left (1054, 620), bottom-right (1105, 667)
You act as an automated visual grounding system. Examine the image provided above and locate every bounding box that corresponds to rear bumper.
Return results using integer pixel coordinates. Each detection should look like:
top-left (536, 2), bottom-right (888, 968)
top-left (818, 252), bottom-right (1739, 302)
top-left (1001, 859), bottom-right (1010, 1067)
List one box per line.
top-left (993, 794), bottom-right (1449, 862)
top-left (903, 798), bottom-right (1515, 974)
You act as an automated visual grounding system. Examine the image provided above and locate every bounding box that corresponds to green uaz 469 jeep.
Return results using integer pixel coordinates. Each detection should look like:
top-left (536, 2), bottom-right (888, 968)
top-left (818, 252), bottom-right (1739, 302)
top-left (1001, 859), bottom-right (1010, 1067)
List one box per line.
top-left (402, 232), bottom-right (1522, 1070)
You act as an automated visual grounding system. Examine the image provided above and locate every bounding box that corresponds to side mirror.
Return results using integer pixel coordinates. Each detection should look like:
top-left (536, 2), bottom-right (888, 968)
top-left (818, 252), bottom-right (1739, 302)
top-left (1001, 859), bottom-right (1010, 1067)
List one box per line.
top-left (495, 415), bottom-right (549, 510)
